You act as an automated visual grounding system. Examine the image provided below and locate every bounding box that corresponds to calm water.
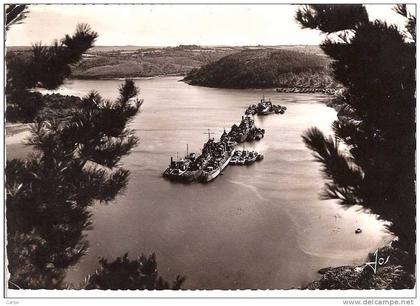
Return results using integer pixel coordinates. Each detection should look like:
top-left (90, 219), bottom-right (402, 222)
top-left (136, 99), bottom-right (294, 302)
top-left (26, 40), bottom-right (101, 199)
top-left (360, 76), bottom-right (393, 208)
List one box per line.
top-left (10, 77), bottom-right (391, 289)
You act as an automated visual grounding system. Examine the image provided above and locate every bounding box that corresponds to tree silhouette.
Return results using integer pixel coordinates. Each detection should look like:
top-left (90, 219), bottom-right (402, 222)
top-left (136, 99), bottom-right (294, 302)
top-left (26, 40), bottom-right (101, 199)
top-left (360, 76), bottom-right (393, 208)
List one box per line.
top-left (5, 21), bottom-right (146, 288)
top-left (296, 5), bottom-right (416, 273)
top-left (6, 23), bottom-right (98, 122)
top-left (5, 4), bottom-right (29, 31)
top-left (85, 253), bottom-right (185, 290)
top-left (6, 15), bottom-right (185, 290)
top-left (296, 4), bottom-right (368, 33)
top-left (6, 79), bottom-right (141, 289)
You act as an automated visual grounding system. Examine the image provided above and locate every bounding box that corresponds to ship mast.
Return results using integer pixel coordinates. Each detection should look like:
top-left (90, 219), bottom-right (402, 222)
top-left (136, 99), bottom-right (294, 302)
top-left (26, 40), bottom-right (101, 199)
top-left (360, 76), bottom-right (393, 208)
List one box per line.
top-left (204, 128), bottom-right (215, 140)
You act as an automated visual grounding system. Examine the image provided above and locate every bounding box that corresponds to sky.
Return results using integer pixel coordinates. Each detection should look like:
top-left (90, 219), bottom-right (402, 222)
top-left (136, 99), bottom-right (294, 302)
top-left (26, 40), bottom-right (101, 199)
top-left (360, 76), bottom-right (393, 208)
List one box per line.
top-left (6, 4), bottom-right (416, 47)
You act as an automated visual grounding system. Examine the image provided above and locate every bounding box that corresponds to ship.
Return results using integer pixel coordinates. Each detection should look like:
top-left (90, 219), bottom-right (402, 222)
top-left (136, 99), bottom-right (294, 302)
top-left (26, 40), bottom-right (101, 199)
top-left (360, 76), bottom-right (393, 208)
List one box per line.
top-left (245, 95), bottom-right (287, 116)
top-left (227, 115), bottom-right (255, 143)
top-left (181, 167), bottom-right (203, 182)
top-left (163, 156), bottom-right (191, 180)
top-left (181, 154), bottom-right (210, 182)
top-left (179, 134), bottom-right (217, 182)
top-left (163, 116), bottom-right (265, 182)
top-left (257, 95), bottom-right (275, 115)
top-left (163, 145), bottom-right (195, 181)
top-left (200, 141), bottom-right (234, 182)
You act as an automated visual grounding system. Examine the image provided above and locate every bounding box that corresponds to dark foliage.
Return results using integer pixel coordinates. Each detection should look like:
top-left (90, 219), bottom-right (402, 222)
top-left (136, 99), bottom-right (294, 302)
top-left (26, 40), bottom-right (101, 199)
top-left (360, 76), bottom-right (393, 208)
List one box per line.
top-left (85, 253), bottom-right (185, 290)
top-left (296, 5), bottom-right (416, 274)
top-left (183, 48), bottom-right (333, 89)
top-left (36, 94), bottom-right (82, 120)
top-left (5, 4), bottom-right (28, 31)
top-left (6, 24), bottom-right (98, 122)
top-left (296, 4), bottom-right (368, 33)
top-left (6, 80), bottom-right (141, 289)
top-left (6, 17), bottom-right (184, 290)
top-left (393, 4), bottom-right (416, 41)
top-left (6, 91), bottom-right (45, 123)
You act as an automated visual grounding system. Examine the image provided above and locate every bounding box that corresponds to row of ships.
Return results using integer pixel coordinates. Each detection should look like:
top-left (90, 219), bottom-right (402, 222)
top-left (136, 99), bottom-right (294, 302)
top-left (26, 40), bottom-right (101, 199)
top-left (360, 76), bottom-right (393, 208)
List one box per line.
top-left (163, 96), bottom-right (286, 183)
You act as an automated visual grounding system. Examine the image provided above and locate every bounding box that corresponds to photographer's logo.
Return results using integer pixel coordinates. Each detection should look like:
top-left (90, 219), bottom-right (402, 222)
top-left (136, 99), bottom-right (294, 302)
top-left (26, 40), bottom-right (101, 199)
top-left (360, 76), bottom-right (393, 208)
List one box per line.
top-left (365, 249), bottom-right (390, 273)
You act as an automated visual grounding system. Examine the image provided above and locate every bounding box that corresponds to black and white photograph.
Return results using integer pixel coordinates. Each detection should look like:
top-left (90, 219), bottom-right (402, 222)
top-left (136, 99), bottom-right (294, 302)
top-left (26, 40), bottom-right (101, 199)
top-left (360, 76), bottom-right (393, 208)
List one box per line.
top-left (2, 1), bottom-right (417, 304)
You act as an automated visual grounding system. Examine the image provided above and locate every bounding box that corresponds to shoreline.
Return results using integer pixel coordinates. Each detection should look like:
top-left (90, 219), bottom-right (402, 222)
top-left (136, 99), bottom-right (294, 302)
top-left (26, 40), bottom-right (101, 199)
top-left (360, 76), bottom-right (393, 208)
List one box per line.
top-left (276, 86), bottom-right (339, 95)
top-left (5, 122), bottom-right (30, 137)
top-left (302, 244), bottom-right (415, 290)
top-left (68, 73), bottom-right (185, 81)
top-left (68, 75), bottom-right (340, 96)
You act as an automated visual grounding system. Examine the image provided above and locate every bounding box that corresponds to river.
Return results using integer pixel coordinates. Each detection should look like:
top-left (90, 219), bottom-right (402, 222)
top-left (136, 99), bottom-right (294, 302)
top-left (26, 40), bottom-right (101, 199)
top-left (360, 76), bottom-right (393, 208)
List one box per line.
top-left (7, 76), bottom-right (391, 289)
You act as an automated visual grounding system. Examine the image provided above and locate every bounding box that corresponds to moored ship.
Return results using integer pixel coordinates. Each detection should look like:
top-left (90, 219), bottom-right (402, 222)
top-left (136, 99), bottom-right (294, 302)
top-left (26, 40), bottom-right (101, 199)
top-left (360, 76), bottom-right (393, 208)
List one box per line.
top-left (163, 112), bottom-right (266, 183)
top-left (200, 141), bottom-right (234, 182)
top-left (163, 156), bottom-right (191, 180)
top-left (227, 115), bottom-right (256, 143)
top-left (245, 95), bottom-right (287, 116)
top-left (181, 153), bottom-right (211, 182)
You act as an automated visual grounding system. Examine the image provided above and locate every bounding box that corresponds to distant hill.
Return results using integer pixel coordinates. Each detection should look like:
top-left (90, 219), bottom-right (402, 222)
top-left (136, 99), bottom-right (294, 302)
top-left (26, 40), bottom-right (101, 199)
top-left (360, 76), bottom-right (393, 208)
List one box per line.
top-left (183, 48), bottom-right (338, 90)
top-left (69, 45), bottom-right (327, 80)
top-left (6, 45), bottom-right (239, 79)
top-left (6, 45), bottom-right (333, 85)
top-left (69, 46), bottom-right (240, 79)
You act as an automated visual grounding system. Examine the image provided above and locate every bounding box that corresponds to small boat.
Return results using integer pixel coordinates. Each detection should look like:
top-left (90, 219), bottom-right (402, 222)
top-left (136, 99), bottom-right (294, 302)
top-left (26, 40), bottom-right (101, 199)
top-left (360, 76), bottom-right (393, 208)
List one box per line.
top-left (245, 152), bottom-right (257, 165)
top-left (254, 133), bottom-right (263, 141)
top-left (259, 106), bottom-right (274, 115)
top-left (245, 104), bottom-right (258, 115)
top-left (230, 156), bottom-right (239, 165)
top-left (164, 167), bottom-right (187, 180)
top-left (237, 157), bottom-right (246, 165)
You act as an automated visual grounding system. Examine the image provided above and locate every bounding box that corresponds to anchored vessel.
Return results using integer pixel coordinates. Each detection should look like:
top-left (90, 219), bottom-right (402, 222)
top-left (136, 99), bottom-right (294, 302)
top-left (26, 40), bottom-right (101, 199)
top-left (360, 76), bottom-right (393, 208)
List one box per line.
top-left (163, 155), bottom-right (191, 180)
top-left (200, 141), bottom-right (234, 182)
top-left (163, 114), bottom-right (266, 183)
top-left (245, 95), bottom-right (287, 116)
top-left (180, 139), bottom-right (215, 182)
top-left (227, 116), bottom-right (265, 143)
top-left (230, 150), bottom-right (264, 166)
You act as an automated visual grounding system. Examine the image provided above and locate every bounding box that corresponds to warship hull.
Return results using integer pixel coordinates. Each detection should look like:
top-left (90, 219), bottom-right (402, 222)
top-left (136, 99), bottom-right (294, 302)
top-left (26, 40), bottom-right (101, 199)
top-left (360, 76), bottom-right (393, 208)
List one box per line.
top-left (201, 151), bottom-right (233, 182)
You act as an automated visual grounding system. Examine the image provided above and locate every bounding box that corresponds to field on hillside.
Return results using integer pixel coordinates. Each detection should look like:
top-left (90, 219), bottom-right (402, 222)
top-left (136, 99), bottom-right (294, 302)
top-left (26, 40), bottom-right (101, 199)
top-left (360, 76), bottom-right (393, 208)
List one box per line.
top-left (7, 45), bottom-right (327, 80)
top-left (71, 45), bottom-right (239, 79)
